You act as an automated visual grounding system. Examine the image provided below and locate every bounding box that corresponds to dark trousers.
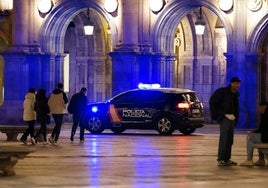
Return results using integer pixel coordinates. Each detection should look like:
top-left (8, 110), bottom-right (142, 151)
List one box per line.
top-left (218, 117), bottom-right (235, 161)
top-left (21, 120), bottom-right (35, 141)
top-left (71, 113), bottom-right (85, 140)
top-left (35, 122), bottom-right (47, 142)
top-left (51, 114), bottom-right (63, 142)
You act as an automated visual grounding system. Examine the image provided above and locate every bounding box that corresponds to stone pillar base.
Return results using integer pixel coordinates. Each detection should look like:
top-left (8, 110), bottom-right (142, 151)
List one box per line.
top-left (0, 101), bottom-right (24, 125)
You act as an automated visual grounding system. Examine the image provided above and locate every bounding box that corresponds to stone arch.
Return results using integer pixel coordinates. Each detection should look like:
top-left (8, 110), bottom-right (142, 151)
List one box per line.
top-left (247, 14), bottom-right (268, 52)
top-left (38, 1), bottom-right (117, 102)
top-left (150, 0), bottom-right (234, 122)
top-left (39, 1), bottom-right (118, 54)
top-left (151, 0), bottom-right (233, 53)
top-left (247, 14), bottom-right (268, 101)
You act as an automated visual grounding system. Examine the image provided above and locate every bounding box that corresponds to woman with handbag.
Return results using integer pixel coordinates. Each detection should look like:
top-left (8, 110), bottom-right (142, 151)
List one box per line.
top-left (34, 89), bottom-right (50, 144)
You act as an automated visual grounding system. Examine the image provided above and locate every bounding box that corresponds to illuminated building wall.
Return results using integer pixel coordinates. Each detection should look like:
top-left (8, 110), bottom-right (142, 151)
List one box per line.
top-left (0, 0), bottom-right (267, 128)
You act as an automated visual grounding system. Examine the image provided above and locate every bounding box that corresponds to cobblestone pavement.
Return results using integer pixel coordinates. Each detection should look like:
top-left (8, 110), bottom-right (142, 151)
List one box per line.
top-left (0, 123), bottom-right (267, 188)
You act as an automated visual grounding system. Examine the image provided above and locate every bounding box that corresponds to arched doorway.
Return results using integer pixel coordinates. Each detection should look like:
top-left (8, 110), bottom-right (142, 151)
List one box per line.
top-left (39, 1), bottom-right (116, 102)
top-left (247, 15), bottom-right (268, 102)
top-left (151, 1), bottom-right (232, 121)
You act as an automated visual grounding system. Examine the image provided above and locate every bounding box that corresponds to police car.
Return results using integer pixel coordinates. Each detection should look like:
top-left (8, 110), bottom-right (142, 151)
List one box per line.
top-left (85, 85), bottom-right (204, 135)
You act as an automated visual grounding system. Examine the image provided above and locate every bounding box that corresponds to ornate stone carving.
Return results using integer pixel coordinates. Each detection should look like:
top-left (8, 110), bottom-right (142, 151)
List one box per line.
top-left (248, 0), bottom-right (263, 12)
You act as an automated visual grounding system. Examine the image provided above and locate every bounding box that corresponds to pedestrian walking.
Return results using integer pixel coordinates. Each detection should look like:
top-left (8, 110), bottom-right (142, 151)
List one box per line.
top-left (20, 88), bottom-right (36, 145)
top-left (48, 83), bottom-right (68, 145)
top-left (240, 101), bottom-right (268, 166)
top-left (68, 87), bottom-right (88, 142)
top-left (34, 89), bottom-right (50, 144)
top-left (209, 77), bottom-right (241, 166)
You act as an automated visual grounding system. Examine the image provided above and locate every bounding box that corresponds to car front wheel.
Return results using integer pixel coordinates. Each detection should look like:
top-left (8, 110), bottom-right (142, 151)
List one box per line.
top-left (154, 115), bottom-right (174, 135)
top-left (86, 116), bottom-right (104, 134)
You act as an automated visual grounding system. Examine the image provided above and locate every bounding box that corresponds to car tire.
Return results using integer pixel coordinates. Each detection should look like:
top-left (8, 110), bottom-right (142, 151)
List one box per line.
top-left (154, 115), bottom-right (174, 135)
top-left (111, 126), bottom-right (126, 134)
top-left (87, 116), bottom-right (104, 134)
top-left (178, 127), bottom-right (196, 135)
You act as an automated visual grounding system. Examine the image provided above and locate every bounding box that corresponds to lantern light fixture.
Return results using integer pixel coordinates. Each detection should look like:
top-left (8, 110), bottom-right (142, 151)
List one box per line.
top-left (0, 0), bottom-right (13, 16)
top-left (37, 0), bottom-right (53, 14)
top-left (195, 7), bottom-right (206, 35)
top-left (84, 8), bottom-right (94, 35)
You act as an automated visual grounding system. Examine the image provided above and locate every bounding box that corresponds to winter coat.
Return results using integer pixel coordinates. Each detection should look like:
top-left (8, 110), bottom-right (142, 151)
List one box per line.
top-left (35, 96), bottom-right (50, 124)
top-left (23, 92), bottom-right (36, 121)
top-left (209, 85), bottom-right (240, 124)
top-left (253, 107), bottom-right (268, 143)
top-left (48, 88), bottom-right (68, 114)
top-left (67, 91), bottom-right (87, 116)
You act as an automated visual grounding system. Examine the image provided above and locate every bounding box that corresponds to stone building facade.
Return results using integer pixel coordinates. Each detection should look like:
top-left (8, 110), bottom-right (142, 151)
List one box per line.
top-left (0, 0), bottom-right (267, 128)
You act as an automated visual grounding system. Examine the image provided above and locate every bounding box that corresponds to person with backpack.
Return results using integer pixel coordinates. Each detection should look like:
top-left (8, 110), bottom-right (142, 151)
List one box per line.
top-left (68, 87), bottom-right (88, 142)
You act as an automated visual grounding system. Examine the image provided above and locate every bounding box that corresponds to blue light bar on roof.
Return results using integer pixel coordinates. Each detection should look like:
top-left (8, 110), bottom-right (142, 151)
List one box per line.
top-left (138, 83), bottom-right (161, 89)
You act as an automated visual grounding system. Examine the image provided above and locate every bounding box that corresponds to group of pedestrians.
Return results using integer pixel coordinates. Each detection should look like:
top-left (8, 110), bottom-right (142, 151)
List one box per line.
top-left (20, 77), bottom-right (268, 166)
top-left (210, 76), bottom-right (268, 167)
top-left (20, 83), bottom-right (87, 145)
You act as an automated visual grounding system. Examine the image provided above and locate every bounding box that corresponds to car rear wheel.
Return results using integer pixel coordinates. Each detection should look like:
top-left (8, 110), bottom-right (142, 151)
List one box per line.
top-left (111, 126), bottom-right (126, 134)
top-left (154, 115), bottom-right (174, 135)
top-left (87, 116), bottom-right (104, 134)
top-left (178, 127), bottom-right (196, 135)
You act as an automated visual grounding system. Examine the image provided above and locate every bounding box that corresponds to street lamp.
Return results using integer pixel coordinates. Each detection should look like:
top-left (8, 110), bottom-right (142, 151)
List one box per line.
top-left (195, 7), bottom-right (206, 35)
top-left (84, 8), bottom-right (94, 35)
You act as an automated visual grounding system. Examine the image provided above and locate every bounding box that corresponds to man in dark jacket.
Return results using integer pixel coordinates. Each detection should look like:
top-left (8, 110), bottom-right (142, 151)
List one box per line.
top-left (68, 87), bottom-right (88, 142)
top-left (240, 101), bottom-right (268, 166)
top-left (209, 77), bottom-right (241, 166)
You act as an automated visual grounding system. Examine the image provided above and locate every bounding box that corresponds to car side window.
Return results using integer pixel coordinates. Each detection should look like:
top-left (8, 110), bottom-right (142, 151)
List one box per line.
top-left (113, 91), bottom-right (138, 104)
top-left (112, 90), bottom-right (164, 104)
top-left (141, 90), bottom-right (163, 102)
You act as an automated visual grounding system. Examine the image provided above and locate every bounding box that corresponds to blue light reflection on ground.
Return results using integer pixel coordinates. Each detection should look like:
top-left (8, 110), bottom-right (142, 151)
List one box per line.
top-left (88, 137), bottom-right (101, 187)
top-left (132, 137), bottom-right (162, 188)
top-left (83, 134), bottom-right (195, 187)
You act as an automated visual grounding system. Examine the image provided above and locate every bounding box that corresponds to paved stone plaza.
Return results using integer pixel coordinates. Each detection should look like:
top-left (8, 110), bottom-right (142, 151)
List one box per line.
top-left (0, 123), bottom-right (267, 188)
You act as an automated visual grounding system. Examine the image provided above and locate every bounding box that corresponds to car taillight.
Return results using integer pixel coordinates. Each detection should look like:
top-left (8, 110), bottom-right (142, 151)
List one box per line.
top-left (177, 102), bottom-right (190, 109)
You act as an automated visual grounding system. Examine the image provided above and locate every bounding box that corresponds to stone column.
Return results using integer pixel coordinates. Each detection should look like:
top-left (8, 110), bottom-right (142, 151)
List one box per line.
top-left (244, 54), bottom-right (259, 128)
top-left (13, 0), bottom-right (29, 47)
top-left (119, 0), bottom-right (139, 51)
top-left (0, 0), bottom-right (52, 124)
top-left (110, 0), bottom-right (142, 95)
top-left (232, 0), bottom-right (247, 128)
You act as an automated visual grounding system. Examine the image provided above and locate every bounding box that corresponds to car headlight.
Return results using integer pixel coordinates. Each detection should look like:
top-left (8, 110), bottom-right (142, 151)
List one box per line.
top-left (91, 106), bottom-right (98, 113)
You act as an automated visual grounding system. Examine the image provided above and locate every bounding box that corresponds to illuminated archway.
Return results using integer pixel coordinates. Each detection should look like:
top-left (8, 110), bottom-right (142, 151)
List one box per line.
top-left (39, 1), bottom-right (117, 101)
